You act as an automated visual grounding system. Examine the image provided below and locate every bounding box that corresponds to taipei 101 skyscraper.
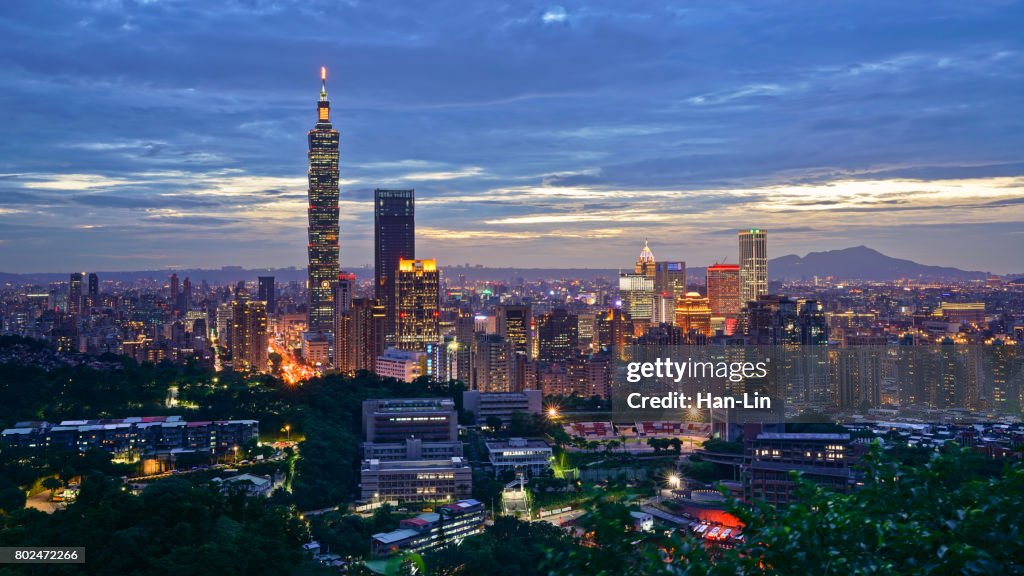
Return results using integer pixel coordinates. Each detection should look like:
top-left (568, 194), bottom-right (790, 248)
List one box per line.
top-left (306, 67), bottom-right (340, 332)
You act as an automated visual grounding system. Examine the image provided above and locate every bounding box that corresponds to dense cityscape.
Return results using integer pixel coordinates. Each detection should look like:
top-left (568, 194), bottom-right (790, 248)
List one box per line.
top-left (0, 65), bottom-right (1022, 575)
top-left (3, 1), bottom-right (1024, 573)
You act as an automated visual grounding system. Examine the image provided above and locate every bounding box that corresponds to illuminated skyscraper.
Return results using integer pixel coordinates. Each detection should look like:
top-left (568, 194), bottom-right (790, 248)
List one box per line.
top-left (87, 273), bottom-right (98, 309)
top-left (635, 240), bottom-right (657, 278)
top-left (739, 229), bottom-right (768, 308)
top-left (68, 273), bottom-right (83, 318)
top-left (654, 261), bottom-right (685, 324)
top-left (537, 308), bottom-right (579, 363)
top-left (706, 264), bottom-right (741, 335)
top-left (334, 272), bottom-right (356, 371)
top-left (496, 304), bottom-right (531, 357)
top-left (231, 298), bottom-right (268, 372)
top-left (375, 189), bottom-right (415, 345)
top-left (395, 258), bottom-right (439, 351)
top-left (307, 67), bottom-right (341, 332)
top-left (620, 240), bottom-right (656, 323)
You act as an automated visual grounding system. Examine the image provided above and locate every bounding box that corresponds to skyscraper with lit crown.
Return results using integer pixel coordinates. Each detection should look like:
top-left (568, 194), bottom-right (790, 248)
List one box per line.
top-left (739, 229), bottom-right (768, 308)
top-left (307, 67), bottom-right (341, 332)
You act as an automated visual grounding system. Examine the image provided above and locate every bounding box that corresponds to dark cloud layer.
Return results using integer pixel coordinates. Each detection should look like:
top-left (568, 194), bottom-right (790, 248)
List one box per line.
top-left (0, 1), bottom-right (1022, 272)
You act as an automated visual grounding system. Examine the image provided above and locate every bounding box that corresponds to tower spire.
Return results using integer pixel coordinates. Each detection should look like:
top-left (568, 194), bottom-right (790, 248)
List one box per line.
top-left (320, 66), bottom-right (328, 101)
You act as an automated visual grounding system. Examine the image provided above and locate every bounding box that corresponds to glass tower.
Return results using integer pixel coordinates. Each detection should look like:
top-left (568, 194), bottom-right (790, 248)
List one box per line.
top-left (307, 67), bottom-right (341, 332)
top-left (374, 188), bottom-right (415, 345)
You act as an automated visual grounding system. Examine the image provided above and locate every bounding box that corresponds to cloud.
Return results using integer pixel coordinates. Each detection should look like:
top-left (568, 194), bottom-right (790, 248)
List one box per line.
top-left (541, 6), bottom-right (568, 24)
top-left (0, 1), bottom-right (1022, 272)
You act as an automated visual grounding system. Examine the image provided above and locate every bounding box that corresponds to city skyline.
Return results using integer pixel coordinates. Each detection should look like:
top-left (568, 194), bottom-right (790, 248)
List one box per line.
top-left (1, 1), bottom-right (1023, 273)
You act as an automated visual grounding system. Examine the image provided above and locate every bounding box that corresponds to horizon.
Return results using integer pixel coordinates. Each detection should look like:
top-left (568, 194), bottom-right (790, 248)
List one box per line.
top-left (1, 1), bottom-right (1023, 273)
top-left (0, 244), bottom-right (1013, 279)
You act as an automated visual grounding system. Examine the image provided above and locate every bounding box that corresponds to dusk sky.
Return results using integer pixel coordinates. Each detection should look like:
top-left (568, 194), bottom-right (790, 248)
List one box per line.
top-left (1, 0), bottom-right (1023, 273)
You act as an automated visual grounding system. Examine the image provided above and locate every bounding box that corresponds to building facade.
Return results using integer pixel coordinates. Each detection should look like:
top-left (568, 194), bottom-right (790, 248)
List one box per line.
top-left (395, 258), bottom-right (439, 351)
top-left (375, 188), bottom-right (415, 346)
top-left (739, 229), bottom-right (768, 309)
top-left (307, 68), bottom-right (341, 332)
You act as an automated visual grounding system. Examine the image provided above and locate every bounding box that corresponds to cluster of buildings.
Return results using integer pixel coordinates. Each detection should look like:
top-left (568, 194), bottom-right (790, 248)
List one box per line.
top-left (358, 398), bottom-right (471, 504)
top-left (1, 70), bottom-right (1022, 423)
top-left (0, 415), bottom-right (259, 461)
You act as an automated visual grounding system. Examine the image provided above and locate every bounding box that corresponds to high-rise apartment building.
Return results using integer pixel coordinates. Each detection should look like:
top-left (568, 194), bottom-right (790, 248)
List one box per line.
top-left (334, 272), bottom-right (356, 371)
top-left (231, 299), bottom-right (268, 372)
top-left (374, 189), bottom-right (415, 345)
top-left (739, 229), bottom-right (768, 308)
top-left (307, 67), bottom-right (341, 332)
top-left (473, 333), bottom-right (512, 393)
top-left (395, 258), bottom-right (439, 351)
top-left (349, 298), bottom-right (386, 372)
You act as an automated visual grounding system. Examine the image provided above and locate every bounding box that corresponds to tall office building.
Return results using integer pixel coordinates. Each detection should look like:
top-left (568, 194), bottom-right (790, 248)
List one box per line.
top-left (537, 309), bottom-right (579, 363)
top-left (231, 299), bottom-right (268, 372)
top-left (654, 261), bottom-right (685, 325)
top-left (68, 273), bottom-right (84, 318)
top-left (496, 304), bottom-right (531, 357)
top-left (307, 67), bottom-right (341, 332)
top-left (334, 273), bottom-right (356, 371)
top-left (375, 189), bottom-right (415, 345)
top-left (635, 240), bottom-right (657, 278)
top-left (86, 273), bottom-right (99, 309)
top-left (257, 276), bottom-right (276, 315)
top-left (395, 258), bottom-right (439, 351)
top-left (655, 261), bottom-right (686, 297)
top-left (707, 264), bottom-right (741, 335)
top-left (618, 273), bottom-right (654, 323)
top-left (739, 229), bottom-right (768, 308)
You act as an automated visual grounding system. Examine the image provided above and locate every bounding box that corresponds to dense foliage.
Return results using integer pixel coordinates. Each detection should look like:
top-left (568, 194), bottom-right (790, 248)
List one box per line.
top-left (0, 474), bottom-right (327, 576)
top-left (545, 445), bottom-right (1024, 576)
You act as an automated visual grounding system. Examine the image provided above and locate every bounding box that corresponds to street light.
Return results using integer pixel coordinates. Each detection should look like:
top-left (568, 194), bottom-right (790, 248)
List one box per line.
top-left (547, 406), bottom-right (559, 419)
top-left (282, 424), bottom-right (291, 441)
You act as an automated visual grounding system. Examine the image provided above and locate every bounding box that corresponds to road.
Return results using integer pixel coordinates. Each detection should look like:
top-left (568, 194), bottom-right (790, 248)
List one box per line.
top-left (25, 491), bottom-right (60, 514)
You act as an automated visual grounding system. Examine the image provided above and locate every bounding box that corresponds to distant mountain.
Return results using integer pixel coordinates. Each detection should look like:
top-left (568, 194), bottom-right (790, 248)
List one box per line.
top-left (0, 246), bottom-right (989, 285)
top-left (766, 245), bottom-right (988, 282)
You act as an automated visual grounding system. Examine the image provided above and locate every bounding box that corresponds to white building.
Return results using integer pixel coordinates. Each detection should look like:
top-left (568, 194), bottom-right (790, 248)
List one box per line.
top-left (484, 437), bottom-right (553, 478)
top-left (375, 348), bottom-right (426, 382)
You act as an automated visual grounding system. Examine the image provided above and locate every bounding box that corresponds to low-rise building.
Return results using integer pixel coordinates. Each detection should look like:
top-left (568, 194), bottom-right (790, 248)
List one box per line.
top-left (362, 398), bottom-right (458, 443)
top-left (463, 390), bottom-right (542, 425)
top-left (743, 431), bottom-right (859, 506)
top-left (360, 457), bottom-right (472, 502)
top-left (1, 416), bottom-right (259, 459)
top-left (371, 499), bottom-right (486, 556)
top-left (375, 348), bottom-right (427, 382)
top-left (361, 437), bottom-right (464, 461)
top-left (485, 437), bottom-right (553, 477)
